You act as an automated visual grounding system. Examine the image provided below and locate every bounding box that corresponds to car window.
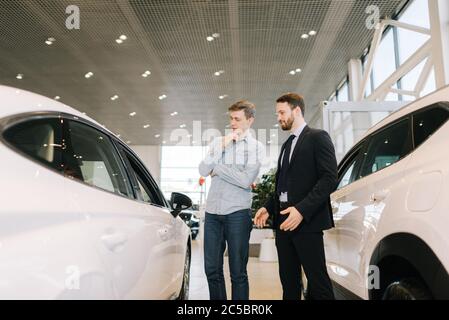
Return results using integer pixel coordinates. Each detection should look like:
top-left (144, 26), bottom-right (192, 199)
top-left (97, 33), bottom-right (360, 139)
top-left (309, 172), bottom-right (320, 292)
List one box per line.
top-left (3, 117), bottom-right (63, 172)
top-left (116, 144), bottom-right (165, 206)
top-left (360, 118), bottom-right (412, 178)
top-left (64, 120), bottom-right (133, 198)
top-left (337, 146), bottom-right (364, 189)
top-left (413, 103), bottom-right (449, 148)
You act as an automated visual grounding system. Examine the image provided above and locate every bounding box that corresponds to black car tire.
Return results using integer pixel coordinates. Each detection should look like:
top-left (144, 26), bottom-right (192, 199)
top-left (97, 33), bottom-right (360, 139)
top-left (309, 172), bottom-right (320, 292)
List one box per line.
top-left (382, 277), bottom-right (432, 300)
top-left (178, 245), bottom-right (191, 300)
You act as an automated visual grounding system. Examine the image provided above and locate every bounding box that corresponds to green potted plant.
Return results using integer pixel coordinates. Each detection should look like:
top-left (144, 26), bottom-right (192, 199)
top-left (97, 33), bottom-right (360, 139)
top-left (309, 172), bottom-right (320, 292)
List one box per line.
top-left (252, 168), bottom-right (276, 228)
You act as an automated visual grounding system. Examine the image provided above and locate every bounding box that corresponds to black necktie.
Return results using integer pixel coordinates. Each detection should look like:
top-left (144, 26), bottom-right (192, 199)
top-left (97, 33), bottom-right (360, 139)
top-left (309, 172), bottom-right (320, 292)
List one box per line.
top-left (277, 134), bottom-right (295, 195)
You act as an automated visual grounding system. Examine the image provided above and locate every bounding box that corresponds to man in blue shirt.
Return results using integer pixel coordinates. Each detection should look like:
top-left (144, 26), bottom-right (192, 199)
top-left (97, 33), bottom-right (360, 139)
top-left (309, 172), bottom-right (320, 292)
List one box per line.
top-left (199, 100), bottom-right (265, 300)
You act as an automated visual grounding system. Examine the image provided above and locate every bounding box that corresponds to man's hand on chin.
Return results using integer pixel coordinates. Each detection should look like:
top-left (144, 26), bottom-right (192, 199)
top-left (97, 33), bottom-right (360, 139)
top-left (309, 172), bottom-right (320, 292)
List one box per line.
top-left (279, 206), bottom-right (304, 231)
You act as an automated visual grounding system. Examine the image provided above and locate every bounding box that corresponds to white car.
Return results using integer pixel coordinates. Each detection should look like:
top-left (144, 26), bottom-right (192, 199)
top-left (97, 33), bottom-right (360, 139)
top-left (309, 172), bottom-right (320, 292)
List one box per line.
top-left (0, 85), bottom-right (192, 299)
top-left (325, 85), bottom-right (449, 300)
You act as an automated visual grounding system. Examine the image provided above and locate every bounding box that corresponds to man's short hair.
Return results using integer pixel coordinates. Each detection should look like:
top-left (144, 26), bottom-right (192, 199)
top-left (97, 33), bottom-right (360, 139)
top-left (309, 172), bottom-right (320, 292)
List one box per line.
top-left (228, 100), bottom-right (256, 119)
top-left (276, 93), bottom-right (305, 116)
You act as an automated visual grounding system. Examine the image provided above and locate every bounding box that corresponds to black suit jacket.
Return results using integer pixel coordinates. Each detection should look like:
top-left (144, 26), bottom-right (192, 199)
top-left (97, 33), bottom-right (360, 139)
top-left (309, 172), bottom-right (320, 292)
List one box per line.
top-left (265, 125), bottom-right (338, 233)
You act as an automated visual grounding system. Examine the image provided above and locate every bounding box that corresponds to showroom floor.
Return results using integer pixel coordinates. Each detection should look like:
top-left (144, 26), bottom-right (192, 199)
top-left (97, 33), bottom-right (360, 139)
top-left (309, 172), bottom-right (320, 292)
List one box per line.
top-left (189, 238), bottom-right (283, 300)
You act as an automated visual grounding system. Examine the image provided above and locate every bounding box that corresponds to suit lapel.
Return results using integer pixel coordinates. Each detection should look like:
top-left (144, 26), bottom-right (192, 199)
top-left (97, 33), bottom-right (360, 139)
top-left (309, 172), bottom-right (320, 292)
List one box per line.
top-left (288, 125), bottom-right (310, 168)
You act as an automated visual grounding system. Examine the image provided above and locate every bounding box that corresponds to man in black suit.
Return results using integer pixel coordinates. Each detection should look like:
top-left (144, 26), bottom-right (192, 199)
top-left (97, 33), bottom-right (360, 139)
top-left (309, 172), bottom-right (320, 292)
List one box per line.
top-left (254, 93), bottom-right (337, 300)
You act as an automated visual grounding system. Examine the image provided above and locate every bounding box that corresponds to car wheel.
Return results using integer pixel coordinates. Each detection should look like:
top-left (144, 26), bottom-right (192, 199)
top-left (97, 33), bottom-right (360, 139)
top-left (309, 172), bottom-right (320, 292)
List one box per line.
top-left (178, 244), bottom-right (191, 300)
top-left (382, 277), bottom-right (432, 300)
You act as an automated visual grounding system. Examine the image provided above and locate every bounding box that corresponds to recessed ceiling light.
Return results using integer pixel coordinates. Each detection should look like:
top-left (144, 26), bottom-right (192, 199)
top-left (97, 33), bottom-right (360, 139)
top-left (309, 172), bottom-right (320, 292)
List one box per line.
top-left (119, 35), bottom-right (127, 40)
top-left (117, 134), bottom-right (121, 138)
top-left (179, 124), bottom-right (186, 128)
top-left (309, 30), bottom-right (317, 36)
top-left (219, 95), bottom-right (228, 100)
top-left (45, 37), bottom-right (55, 45)
top-left (170, 111), bottom-right (178, 116)
top-left (54, 96), bottom-right (60, 100)
top-left (212, 33), bottom-right (220, 38)
top-left (162, 141), bottom-right (166, 144)
top-left (142, 70), bottom-right (151, 77)
top-left (84, 72), bottom-right (93, 78)
top-left (214, 71), bottom-right (220, 76)
top-left (116, 39), bottom-right (123, 44)
top-left (295, 68), bottom-right (302, 73)
top-left (289, 70), bottom-right (296, 75)
top-left (110, 95), bottom-right (119, 101)
top-left (16, 74), bottom-right (23, 80)
top-left (159, 94), bottom-right (167, 100)
top-left (143, 124), bottom-right (150, 129)
top-left (274, 124), bottom-right (279, 127)
top-left (267, 140), bottom-right (272, 145)
top-left (206, 36), bottom-right (214, 42)
top-left (129, 112), bottom-right (136, 117)
top-left (155, 134), bottom-right (161, 138)
top-left (272, 134), bottom-right (276, 137)
top-left (126, 140), bottom-right (131, 144)
top-left (301, 34), bottom-right (309, 39)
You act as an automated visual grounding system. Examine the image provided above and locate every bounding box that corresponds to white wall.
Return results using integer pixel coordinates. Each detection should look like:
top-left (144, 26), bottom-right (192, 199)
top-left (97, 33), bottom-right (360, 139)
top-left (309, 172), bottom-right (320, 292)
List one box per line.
top-left (131, 145), bottom-right (162, 185)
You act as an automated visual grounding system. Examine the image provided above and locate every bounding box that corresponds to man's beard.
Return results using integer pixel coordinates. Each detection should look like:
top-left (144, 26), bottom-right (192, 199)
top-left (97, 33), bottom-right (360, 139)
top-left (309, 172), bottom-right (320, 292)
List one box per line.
top-left (280, 116), bottom-right (295, 131)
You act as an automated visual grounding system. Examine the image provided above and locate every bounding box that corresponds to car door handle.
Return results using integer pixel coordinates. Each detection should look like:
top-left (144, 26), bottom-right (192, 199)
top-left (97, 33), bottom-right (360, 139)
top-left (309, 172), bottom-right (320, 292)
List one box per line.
top-left (371, 189), bottom-right (390, 202)
top-left (101, 232), bottom-right (128, 252)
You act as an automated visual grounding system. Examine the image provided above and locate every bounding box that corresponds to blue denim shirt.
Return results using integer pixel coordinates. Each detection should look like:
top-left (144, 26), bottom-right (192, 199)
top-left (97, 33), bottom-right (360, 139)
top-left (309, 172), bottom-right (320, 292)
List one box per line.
top-left (199, 134), bottom-right (265, 215)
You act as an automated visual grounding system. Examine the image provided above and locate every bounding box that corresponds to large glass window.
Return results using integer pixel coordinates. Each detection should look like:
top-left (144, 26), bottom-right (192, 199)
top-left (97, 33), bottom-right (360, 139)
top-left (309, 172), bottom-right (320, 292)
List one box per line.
top-left (337, 81), bottom-right (349, 102)
top-left (356, 0), bottom-right (433, 103)
top-left (3, 117), bottom-right (63, 172)
top-left (360, 119), bottom-right (412, 177)
top-left (161, 146), bottom-right (208, 206)
top-left (397, 0), bottom-right (431, 65)
top-left (413, 103), bottom-right (449, 148)
top-left (65, 120), bottom-right (133, 198)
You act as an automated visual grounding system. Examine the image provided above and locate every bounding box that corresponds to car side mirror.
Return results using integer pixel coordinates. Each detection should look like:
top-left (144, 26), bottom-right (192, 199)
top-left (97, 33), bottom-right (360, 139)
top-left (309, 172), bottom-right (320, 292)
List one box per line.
top-left (170, 192), bottom-right (192, 217)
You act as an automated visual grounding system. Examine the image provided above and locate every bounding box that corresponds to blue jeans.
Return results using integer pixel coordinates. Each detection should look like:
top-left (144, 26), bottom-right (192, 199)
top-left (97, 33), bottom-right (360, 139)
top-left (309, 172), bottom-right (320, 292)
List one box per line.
top-left (204, 209), bottom-right (253, 300)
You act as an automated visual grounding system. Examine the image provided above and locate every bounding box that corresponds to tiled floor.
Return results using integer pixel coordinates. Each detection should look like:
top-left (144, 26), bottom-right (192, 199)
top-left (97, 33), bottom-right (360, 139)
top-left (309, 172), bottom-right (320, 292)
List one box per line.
top-left (189, 237), bottom-right (283, 300)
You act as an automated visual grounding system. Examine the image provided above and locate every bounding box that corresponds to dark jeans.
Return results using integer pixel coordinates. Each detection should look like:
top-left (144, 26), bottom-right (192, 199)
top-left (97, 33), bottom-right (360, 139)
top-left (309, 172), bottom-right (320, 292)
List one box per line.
top-left (204, 209), bottom-right (253, 300)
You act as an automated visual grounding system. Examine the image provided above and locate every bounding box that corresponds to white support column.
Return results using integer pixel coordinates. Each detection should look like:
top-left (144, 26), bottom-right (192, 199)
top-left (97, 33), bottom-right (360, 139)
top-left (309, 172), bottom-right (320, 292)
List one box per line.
top-left (428, 0), bottom-right (449, 88)
top-left (348, 59), bottom-right (363, 101)
top-left (358, 22), bottom-right (385, 101)
top-left (415, 55), bottom-right (434, 97)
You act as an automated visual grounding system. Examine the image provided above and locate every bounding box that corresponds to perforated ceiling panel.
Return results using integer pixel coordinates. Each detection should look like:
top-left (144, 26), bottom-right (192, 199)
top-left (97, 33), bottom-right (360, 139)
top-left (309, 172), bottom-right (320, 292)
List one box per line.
top-left (0, 0), bottom-right (407, 145)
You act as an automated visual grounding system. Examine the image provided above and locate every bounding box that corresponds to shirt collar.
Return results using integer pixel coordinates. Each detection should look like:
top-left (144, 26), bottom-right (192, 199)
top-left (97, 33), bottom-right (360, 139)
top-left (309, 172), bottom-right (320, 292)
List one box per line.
top-left (291, 122), bottom-right (307, 138)
top-left (239, 130), bottom-right (252, 142)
